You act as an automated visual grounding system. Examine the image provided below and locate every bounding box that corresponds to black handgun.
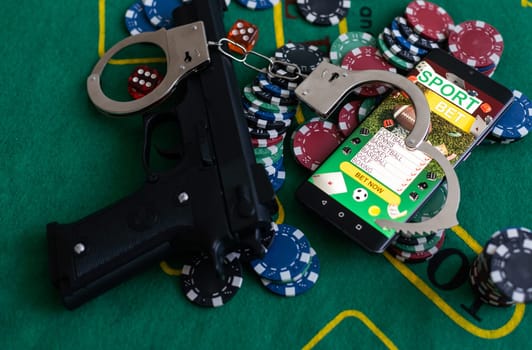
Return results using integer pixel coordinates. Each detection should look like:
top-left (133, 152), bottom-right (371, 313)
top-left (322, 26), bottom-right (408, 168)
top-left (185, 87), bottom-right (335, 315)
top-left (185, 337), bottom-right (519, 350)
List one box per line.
top-left (47, 0), bottom-right (276, 309)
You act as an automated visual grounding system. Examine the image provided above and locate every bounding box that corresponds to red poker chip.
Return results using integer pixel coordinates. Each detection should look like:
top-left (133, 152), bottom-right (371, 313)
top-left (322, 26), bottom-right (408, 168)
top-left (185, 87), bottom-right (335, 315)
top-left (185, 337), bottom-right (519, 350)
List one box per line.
top-left (251, 134), bottom-right (284, 148)
top-left (341, 46), bottom-right (396, 96)
top-left (291, 119), bottom-right (344, 171)
top-left (338, 100), bottom-right (362, 137)
top-left (404, 0), bottom-right (454, 42)
top-left (448, 20), bottom-right (504, 69)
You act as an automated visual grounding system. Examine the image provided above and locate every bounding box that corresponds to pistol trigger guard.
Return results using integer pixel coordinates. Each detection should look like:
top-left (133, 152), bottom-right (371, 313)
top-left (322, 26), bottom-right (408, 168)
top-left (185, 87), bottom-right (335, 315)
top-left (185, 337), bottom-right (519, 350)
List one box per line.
top-left (86, 22), bottom-right (210, 116)
top-left (295, 61), bottom-right (462, 235)
top-left (375, 141), bottom-right (461, 235)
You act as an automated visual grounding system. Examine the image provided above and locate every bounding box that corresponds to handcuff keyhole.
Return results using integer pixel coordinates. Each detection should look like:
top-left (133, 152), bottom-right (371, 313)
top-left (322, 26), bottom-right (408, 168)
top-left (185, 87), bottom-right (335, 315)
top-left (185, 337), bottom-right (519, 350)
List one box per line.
top-left (184, 51), bottom-right (192, 63)
top-left (328, 72), bottom-right (340, 82)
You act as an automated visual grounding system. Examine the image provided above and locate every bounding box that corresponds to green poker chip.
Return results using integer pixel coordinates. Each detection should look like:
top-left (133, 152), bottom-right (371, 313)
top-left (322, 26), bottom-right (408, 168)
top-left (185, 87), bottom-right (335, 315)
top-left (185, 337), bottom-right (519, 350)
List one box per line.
top-left (376, 33), bottom-right (414, 71)
top-left (358, 97), bottom-right (377, 120)
top-left (243, 84), bottom-right (297, 114)
top-left (329, 31), bottom-right (377, 65)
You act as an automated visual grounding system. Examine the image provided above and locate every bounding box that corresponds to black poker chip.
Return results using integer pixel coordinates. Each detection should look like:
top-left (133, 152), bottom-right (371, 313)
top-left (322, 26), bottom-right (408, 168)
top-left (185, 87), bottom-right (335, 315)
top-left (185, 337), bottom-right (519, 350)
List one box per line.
top-left (181, 252), bottom-right (243, 308)
top-left (251, 83), bottom-right (299, 107)
top-left (244, 111), bottom-right (291, 131)
top-left (248, 125), bottom-right (287, 139)
top-left (296, 0), bottom-right (350, 26)
top-left (274, 43), bottom-right (325, 75)
top-left (266, 63), bottom-right (303, 90)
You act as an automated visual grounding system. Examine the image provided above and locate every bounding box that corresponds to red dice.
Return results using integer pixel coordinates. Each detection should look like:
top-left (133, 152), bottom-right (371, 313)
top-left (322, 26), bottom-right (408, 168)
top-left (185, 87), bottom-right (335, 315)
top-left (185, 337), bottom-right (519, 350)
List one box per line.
top-left (127, 65), bottom-right (163, 100)
top-left (227, 19), bottom-right (259, 55)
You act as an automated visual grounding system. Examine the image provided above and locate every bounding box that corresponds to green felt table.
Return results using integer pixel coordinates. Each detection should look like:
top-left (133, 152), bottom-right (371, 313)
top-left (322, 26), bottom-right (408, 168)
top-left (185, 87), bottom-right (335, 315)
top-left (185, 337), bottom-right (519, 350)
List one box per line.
top-left (1, 0), bottom-right (531, 349)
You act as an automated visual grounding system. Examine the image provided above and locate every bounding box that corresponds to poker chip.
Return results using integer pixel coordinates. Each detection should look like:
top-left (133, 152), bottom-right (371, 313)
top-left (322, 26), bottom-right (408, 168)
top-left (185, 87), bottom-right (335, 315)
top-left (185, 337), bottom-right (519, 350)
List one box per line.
top-left (181, 252), bottom-right (243, 307)
top-left (248, 126), bottom-right (287, 139)
top-left (250, 224), bottom-right (312, 283)
top-left (393, 229), bottom-right (443, 253)
top-left (124, 1), bottom-right (157, 36)
top-left (377, 33), bottom-right (416, 71)
top-left (274, 43), bottom-right (325, 75)
top-left (329, 31), bottom-right (377, 65)
top-left (245, 111), bottom-right (291, 131)
top-left (141, 0), bottom-right (181, 29)
top-left (251, 84), bottom-right (299, 107)
top-left (404, 0), bottom-right (454, 42)
top-left (358, 97), bottom-right (378, 120)
top-left (291, 119), bottom-right (344, 171)
top-left (251, 134), bottom-right (285, 148)
top-left (243, 84), bottom-right (296, 113)
top-left (394, 17), bottom-right (439, 53)
top-left (270, 163), bottom-right (286, 193)
top-left (490, 227), bottom-right (532, 303)
top-left (341, 46), bottom-right (396, 96)
top-left (388, 229), bottom-right (446, 263)
top-left (235, 0), bottom-right (279, 10)
top-left (296, 0), bottom-right (350, 26)
top-left (267, 64), bottom-right (302, 90)
top-left (448, 20), bottom-right (504, 69)
top-left (254, 142), bottom-right (284, 161)
top-left (382, 26), bottom-right (423, 59)
top-left (256, 72), bottom-right (296, 99)
top-left (337, 100), bottom-right (362, 137)
top-left (243, 100), bottom-right (296, 122)
top-left (468, 227), bottom-right (532, 307)
top-left (490, 90), bottom-right (532, 141)
top-left (238, 222), bottom-right (278, 261)
top-left (261, 248), bottom-right (319, 296)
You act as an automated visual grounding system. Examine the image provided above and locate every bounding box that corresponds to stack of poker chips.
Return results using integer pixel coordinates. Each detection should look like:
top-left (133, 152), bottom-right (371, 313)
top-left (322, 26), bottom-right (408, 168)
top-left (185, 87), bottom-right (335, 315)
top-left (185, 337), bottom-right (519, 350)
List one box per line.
top-left (372, 1), bottom-right (504, 77)
top-left (375, 1), bottom-right (454, 73)
top-left (250, 223), bottom-right (320, 297)
top-left (469, 227), bottom-right (532, 307)
top-left (487, 89), bottom-right (532, 144)
top-left (242, 42), bottom-right (326, 191)
top-left (242, 68), bottom-right (300, 193)
top-left (387, 181), bottom-right (448, 263)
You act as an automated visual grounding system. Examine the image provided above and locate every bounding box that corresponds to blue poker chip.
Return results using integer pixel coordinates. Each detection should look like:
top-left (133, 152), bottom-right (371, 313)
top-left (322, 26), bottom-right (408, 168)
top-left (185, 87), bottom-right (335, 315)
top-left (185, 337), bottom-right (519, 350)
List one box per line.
top-left (124, 1), bottom-right (157, 36)
top-left (142, 0), bottom-right (182, 29)
top-left (256, 73), bottom-right (296, 99)
top-left (250, 224), bottom-right (312, 282)
top-left (243, 100), bottom-right (296, 121)
top-left (235, 0), bottom-right (279, 10)
top-left (270, 163), bottom-right (286, 193)
top-left (491, 90), bottom-right (532, 140)
top-left (260, 248), bottom-right (319, 297)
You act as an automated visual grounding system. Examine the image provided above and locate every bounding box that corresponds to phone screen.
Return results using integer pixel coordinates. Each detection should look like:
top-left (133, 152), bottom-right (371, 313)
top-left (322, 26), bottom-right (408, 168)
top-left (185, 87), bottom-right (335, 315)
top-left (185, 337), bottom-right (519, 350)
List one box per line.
top-left (296, 49), bottom-right (513, 252)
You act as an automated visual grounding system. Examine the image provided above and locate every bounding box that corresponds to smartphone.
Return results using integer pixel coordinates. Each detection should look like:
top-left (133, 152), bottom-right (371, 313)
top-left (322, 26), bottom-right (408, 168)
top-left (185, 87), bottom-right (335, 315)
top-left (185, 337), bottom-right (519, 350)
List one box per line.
top-left (296, 49), bottom-right (513, 252)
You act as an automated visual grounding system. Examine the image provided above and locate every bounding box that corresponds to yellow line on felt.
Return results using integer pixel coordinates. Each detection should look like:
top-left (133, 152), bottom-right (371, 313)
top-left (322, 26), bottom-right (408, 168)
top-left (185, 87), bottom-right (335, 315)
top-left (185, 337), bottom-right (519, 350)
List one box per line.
top-left (302, 310), bottom-right (398, 350)
top-left (275, 196), bottom-right (285, 224)
top-left (338, 18), bottom-right (348, 35)
top-left (382, 227), bottom-right (526, 339)
top-left (160, 261), bottom-right (181, 276)
top-left (98, 0), bottom-right (106, 57)
top-left (97, 0), bottom-right (166, 64)
top-left (273, 2), bottom-right (285, 48)
top-left (451, 225), bottom-right (483, 254)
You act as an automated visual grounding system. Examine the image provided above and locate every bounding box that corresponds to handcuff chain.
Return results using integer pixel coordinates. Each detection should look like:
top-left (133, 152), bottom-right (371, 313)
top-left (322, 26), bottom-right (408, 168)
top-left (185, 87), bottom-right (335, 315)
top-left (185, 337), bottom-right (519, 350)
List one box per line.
top-left (208, 38), bottom-right (307, 81)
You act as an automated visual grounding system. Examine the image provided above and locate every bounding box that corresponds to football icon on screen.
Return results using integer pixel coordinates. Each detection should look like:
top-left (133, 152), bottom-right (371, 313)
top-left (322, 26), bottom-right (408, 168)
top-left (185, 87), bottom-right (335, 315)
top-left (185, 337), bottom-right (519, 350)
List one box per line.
top-left (353, 188), bottom-right (368, 202)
